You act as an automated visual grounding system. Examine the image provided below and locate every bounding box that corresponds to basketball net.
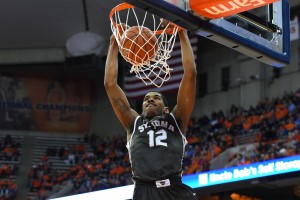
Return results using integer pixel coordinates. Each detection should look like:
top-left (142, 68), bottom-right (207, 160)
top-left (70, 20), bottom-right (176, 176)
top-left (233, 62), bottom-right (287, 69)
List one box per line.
top-left (110, 3), bottom-right (182, 88)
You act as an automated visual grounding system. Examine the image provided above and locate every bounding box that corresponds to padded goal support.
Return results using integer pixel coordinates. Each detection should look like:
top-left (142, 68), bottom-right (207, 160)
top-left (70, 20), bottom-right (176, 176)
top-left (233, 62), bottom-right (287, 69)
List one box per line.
top-left (122, 0), bottom-right (290, 67)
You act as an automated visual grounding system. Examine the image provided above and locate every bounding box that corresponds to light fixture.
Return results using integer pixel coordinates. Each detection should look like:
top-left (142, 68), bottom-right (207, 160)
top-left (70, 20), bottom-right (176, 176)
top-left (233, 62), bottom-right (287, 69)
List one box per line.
top-left (66, 32), bottom-right (104, 56)
top-left (65, 0), bottom-right (104, 57)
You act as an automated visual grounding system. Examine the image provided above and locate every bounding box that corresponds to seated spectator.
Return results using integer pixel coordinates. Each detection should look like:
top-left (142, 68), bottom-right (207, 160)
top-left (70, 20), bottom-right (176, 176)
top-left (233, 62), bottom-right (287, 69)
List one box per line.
top-left (3, 145), bottom-right (18, 161)
top-left (295, 112), bottom-right (300, 128)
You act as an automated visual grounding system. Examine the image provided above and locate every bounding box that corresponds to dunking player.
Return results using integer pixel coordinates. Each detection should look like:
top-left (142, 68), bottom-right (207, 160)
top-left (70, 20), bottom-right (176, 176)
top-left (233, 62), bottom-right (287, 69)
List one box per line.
top-left (104, 29), bottom-right (198, 200)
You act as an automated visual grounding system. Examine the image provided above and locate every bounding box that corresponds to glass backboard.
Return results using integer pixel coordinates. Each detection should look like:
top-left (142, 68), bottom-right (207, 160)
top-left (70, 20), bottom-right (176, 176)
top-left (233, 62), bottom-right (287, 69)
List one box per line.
top-left (122, 0), bottom-right (290, 67)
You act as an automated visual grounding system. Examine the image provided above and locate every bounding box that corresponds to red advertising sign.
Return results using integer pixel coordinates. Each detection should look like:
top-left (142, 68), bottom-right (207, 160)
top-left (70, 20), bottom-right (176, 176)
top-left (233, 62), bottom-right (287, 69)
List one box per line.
top-left (189, 0), bottom-right (278, 19)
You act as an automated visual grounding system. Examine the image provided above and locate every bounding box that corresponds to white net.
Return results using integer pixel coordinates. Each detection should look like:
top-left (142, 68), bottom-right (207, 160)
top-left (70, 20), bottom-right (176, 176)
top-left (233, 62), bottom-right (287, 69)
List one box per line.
top-left (110, 3), bottom-right (181, 88)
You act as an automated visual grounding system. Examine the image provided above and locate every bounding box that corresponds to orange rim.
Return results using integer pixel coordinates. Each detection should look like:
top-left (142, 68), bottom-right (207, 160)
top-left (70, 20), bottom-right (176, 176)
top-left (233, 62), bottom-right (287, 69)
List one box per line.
top-left (109, 3), bottom-right (135, 28)
top-left (109, 2), bottom-right (183, 35)
top-left (155, 22), bottom-right (183, 35)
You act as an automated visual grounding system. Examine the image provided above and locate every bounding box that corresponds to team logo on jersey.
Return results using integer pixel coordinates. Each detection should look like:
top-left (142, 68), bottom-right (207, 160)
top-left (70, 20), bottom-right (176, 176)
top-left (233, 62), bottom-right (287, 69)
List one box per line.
top-left (138, 120), bottom-right (175, 132)
top-left (155, 179), bottom-right (171, 188)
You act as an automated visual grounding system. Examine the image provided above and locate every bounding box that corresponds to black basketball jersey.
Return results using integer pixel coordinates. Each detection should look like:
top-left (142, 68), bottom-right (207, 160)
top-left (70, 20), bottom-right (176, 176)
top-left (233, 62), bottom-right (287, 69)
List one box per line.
top-left (127, 113), bottom-right (187, 182)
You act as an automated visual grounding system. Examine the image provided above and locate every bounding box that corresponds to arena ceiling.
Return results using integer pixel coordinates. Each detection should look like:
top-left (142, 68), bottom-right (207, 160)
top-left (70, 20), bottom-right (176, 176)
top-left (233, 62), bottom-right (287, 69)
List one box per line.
top-left (1, 0), bottom-right (299, 51)
top-left (0, 0), bottom-right (123, 50)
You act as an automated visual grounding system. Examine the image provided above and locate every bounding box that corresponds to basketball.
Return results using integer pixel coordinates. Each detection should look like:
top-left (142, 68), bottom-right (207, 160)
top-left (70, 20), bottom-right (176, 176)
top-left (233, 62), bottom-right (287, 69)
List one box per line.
top-left (119, 26), bottom-right (158, 65)
top-left (116, 23), bottom-right (129, 39)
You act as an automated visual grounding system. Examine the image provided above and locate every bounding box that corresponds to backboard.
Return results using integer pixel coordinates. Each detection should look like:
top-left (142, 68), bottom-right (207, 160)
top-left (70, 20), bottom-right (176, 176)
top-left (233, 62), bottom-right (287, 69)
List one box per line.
top-left (122, 0), bottom-right (290, 67)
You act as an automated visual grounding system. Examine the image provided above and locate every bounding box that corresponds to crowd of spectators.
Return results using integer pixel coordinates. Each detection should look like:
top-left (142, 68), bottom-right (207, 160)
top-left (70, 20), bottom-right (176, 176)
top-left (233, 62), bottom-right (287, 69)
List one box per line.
top-left (0, 135), bottom-right (20, 200)
top-left (0, 180), bottom-right (17, 200)
top-left (26, 88), bottom-right (300, 199)
top-left (0, 164), bottom-right (18, 179)
top-left (27, 135), bottom-right (132, 199)
top-left (183, 89), bottom-right (300, 173)
top-left (0, 135), bottom-right (20, 161)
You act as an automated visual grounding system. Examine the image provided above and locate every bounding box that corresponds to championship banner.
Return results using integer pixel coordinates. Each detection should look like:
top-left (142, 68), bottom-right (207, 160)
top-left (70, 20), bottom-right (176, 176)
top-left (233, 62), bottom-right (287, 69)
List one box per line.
top-left (189, 0), bottom-right (279, 19)
top-left (0, 75), bottom-right (91, 133)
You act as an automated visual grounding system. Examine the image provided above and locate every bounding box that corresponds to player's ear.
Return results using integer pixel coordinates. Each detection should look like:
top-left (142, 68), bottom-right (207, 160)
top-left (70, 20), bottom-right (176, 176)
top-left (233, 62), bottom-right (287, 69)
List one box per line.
top-left (164, 107), bottom-right (169, 113)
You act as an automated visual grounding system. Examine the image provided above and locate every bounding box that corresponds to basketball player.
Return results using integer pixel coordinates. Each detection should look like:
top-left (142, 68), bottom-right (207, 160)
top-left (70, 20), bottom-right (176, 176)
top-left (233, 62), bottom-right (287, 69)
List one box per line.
top-left (104, 29), bottom-right (197, 200)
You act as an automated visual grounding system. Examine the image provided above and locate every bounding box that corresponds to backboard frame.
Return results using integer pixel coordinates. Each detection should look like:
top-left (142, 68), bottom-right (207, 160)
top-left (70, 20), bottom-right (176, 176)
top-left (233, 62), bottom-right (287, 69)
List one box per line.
top-left (122, 0), bottom-right (290, 67)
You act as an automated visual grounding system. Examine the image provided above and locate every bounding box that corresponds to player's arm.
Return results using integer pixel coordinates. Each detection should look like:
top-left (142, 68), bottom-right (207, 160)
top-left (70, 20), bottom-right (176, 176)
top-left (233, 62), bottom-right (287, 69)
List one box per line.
top-left (104, 35), bottom-right (139, 132)
top-left (172, 30), bottom-right (197, 131)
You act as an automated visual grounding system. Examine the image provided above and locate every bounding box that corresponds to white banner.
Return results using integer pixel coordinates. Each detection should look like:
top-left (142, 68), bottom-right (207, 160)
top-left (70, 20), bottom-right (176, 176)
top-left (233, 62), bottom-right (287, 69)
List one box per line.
top-left (290, 16), bottom-right (299, 41)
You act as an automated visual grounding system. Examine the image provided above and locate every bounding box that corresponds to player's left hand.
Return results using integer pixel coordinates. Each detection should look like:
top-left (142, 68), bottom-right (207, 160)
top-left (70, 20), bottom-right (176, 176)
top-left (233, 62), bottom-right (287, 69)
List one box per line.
top-left (160, 18), bottom-right (184, 34)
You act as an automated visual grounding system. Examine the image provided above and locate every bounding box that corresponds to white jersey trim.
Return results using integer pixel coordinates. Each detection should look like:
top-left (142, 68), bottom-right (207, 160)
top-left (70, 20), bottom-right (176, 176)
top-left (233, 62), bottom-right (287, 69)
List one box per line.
top-left (169, 113), bottom-right (188, 146)
top-left (170, 113), bottom-right (188, 178)
top-left (126, 115), bottom-right (140, 150)
top-left (126, 115), bottom-right (140, 179)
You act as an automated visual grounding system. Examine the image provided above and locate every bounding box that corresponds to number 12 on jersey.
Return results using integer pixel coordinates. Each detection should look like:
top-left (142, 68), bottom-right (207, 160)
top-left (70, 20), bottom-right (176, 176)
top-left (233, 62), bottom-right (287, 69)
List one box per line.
top-left (147, 130), bottom-right (168, 147)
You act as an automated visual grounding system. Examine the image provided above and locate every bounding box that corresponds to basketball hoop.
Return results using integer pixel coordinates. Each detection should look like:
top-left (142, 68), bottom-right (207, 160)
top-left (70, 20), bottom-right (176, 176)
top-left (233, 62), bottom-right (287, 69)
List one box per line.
top-left (109, 3), bottom-right (183, 88)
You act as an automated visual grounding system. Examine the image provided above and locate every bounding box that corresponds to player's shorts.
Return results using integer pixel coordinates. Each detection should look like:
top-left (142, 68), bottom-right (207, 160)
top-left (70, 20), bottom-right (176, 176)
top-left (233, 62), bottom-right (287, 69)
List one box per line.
top-left (132, 176), bottom-right (198, 200)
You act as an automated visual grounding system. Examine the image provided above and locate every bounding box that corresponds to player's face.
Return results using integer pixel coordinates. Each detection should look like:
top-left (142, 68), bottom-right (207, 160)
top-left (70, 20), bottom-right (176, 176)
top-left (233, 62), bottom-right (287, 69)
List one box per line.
top-left (142, 92), bottom-right (168, 119)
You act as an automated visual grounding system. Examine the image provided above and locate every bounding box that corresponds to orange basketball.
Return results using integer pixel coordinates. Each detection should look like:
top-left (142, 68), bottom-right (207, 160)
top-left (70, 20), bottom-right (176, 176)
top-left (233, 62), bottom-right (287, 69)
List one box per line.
top-left (116, 23), bottom-right (129, 39)
top-left (120, 26), bottom-right (158, 65)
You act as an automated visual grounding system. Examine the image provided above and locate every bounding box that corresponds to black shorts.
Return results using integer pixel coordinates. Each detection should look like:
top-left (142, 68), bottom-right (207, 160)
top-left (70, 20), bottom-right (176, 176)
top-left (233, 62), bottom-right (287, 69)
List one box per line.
top-left (132, 177), bottom-right (198, 200)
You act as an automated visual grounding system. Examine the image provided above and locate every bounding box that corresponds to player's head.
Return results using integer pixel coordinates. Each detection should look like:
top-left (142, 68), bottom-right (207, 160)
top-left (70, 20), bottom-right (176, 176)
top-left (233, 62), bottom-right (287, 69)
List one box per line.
top-left (142, 91), bottom-right (169, 119)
